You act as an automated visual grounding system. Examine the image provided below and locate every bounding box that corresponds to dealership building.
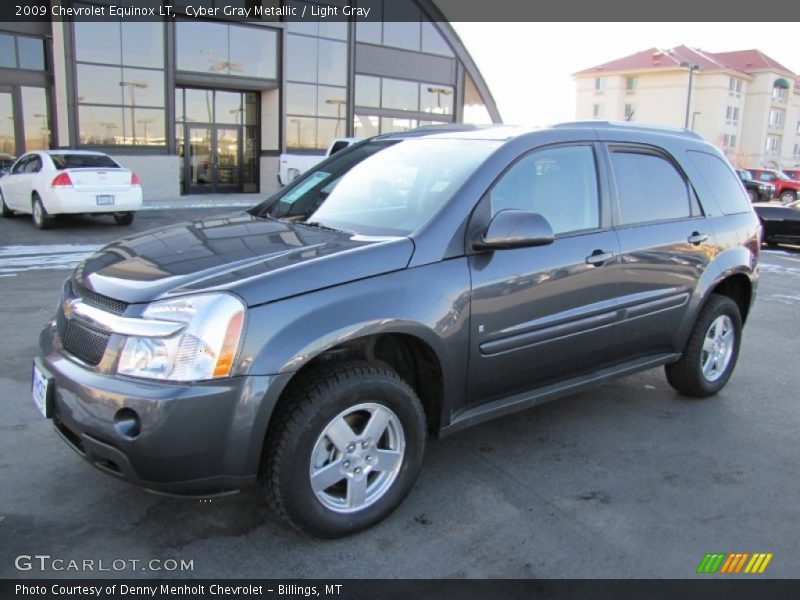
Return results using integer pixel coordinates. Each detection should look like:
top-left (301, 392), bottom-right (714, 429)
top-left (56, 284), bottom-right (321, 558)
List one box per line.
top-left (0, 1), bottom-right (500, 201)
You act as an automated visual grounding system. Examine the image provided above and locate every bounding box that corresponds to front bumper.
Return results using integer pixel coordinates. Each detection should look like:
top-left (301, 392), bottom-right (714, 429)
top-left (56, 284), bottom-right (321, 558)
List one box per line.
top-left (39, 322), bottom-right (292, 496)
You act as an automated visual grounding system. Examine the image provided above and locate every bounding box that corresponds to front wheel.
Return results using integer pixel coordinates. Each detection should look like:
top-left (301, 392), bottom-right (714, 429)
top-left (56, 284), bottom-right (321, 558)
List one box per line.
top-left (666, 295), bottom-right (742, 397)
top-left (261, 361), bottom-right (426, 538)
top-left (746, 189), bottom-right (757, 203)
top-left (1, 190), bottom-right (13, 217)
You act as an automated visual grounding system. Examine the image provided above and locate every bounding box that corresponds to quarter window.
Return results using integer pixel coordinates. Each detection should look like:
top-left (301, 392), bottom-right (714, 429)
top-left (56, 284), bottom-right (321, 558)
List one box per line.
top-left (490, 145), bottom-right (600, 235)
top-left (687, 151), bottom-right (750, 215)
top-left (611, 151), bottom-right (691, 225)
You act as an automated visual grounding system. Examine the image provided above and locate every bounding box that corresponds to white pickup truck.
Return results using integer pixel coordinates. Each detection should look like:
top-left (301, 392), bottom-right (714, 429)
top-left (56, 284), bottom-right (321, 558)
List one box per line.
top-left (278, 138), bottom-right (360, 186)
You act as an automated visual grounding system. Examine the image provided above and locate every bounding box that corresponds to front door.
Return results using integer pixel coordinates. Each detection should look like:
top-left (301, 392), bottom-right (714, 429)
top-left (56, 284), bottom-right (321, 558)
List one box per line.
top-left (467, 144), bottom-right (621, 406)
top-left (186, 125), bottom-right (241, 193)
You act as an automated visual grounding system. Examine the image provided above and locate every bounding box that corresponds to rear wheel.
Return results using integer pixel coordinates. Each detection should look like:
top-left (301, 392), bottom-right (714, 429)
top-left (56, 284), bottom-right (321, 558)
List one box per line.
top-left (31, 194), bottom-right (53, 230)
top-left (780, 190), bottom-right (796, 205)
top-left (114, 212), bottom-right (135, 226)
top-left (666, 295), bottom-right (742, 397)
top-left (261, 361), bottom-right (426, 538)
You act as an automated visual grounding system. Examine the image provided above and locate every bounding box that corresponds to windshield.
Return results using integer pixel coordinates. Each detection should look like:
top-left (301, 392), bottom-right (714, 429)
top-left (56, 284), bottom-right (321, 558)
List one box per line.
top-left (50, 153), bottom-right (120, 170)
top-left (773, 170), bottom-right (790, 181)
top-left (256, 138), bottom-right (499, 236)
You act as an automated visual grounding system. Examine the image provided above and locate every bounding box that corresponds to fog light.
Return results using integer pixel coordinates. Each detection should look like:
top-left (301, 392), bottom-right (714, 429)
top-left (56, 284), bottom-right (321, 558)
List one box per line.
top-left (114, 408), bottom-right (141, 439)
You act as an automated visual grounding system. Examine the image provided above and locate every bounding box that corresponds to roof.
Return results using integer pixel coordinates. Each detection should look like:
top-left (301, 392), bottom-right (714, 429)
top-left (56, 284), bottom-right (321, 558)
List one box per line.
top-left (575, 45), bottom-right (796, 78)
top-left (712, 49), bottom-right (795, 76)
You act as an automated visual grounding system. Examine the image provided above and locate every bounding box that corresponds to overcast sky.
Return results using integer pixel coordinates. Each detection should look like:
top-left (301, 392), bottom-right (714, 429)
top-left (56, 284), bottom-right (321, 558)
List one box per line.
top-left (452, 22), bottom-right (800, 126)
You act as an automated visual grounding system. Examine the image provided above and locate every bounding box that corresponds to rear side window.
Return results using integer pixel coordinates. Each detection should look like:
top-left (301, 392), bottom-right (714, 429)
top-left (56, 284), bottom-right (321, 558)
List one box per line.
top-left (490, 145), bottom-right (600, 235)
top-left (50, 154), bottom-right (119, 170)
top-left (610, 151), bottom-right (691, 225)
top-left (687, 151), bottom-right (751, 215)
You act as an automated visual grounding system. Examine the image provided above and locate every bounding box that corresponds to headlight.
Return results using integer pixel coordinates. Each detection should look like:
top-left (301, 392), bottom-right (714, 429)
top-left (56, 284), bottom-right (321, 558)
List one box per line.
top-left (118, 293), bottom-right (245, 382)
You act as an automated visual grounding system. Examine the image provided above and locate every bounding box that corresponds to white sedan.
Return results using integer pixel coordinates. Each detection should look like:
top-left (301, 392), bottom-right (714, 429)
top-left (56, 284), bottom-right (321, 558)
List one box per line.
top-left (0, 150), bottom-right (142, 229)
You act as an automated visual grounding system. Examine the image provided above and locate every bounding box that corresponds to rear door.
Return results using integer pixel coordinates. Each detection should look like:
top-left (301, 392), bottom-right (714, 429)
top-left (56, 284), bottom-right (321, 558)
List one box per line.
top-left (603, 144), bottom-right (713, 360)
top-left (2, 155), bottom-right (31, 209)
top-left (467, 143), bottom-right (621, 406)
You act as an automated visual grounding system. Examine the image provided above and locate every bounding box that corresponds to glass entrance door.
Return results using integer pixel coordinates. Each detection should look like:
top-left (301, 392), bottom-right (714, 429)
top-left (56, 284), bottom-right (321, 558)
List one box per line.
top-left (186, 125), bottom-right (241, 193)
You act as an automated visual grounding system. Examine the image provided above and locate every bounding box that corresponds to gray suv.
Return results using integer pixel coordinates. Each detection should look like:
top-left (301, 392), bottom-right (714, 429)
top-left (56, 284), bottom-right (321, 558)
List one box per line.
top-left (34, 123), bottom-right (760, 537)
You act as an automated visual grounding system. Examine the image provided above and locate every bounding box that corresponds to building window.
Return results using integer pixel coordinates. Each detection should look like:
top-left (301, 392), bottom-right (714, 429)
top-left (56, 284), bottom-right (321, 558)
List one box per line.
top-left (765, 136), bottom-right (780, 152)
top-left (176, 21), bottom-right (277, 79)
top-left (352, 114), bottom-right (446, 138)
top-left (794, 143), bottom-right (799, 158)
top-left (0, 33), bottom-right (46, 71)
top-left (737, 79), bottom-right (743, 93)
top-left (624, 104), bottom-right (635, 121)
top-left (726, 106), bottom-right (732, 120)
top-left (354, 74), bottom-right (454, 117)
top-left (355, 1), bottom-right (454, 57)
top-left (592, 104), bottom-right (603, 118)
top-left (74, 7), bottom-right (166, 146)
top-left (625, 76), bottom-right (637, 91)
top-left (733, 107), bottom-right (739, 122)
top-left (285, 10), bottom-right (348, 151)
top-left (796, 121), bottom-right (800, 135)
top-left (772, 84), bottom-right (788, 102)
top-left (729, 77), bottom-right (743, 93)
top-left (769, 109), bottom-right (784, 128)
top-left (595, 77), bottom-right (605, 92)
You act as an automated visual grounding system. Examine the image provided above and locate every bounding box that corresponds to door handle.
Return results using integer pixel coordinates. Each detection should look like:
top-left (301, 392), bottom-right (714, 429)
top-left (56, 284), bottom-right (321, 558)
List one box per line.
top-left (687, 232), bottom-right (709, 245)
top-left (585, 250), bottom-right (615, 266)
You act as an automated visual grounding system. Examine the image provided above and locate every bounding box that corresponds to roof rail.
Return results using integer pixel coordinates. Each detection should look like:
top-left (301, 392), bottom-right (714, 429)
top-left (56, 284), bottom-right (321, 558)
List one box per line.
top-left (551, 120), bottom-right (703, 140)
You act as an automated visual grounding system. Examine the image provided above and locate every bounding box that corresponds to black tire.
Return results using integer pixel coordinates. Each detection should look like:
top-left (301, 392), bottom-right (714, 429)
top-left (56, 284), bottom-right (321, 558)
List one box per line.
top-left (261, 361), bottom-right (426, 538)
top-left (0, 190), bottom-right (12, 217)
top-left (666, 295), bottom-right (742, 398)
top-left (780, 190), bottom-right (796, 205)
top-left (31, 194), bottom-right (53, 230)
top-left (746, 189), bottom-right (757, 203)
top-left (114, 212), bottom-right (135, 226)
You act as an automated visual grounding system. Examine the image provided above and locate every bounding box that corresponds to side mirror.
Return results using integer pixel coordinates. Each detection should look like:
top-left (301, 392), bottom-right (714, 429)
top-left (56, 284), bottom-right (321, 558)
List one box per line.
top-left (473, 209), bottom-right (555, 251)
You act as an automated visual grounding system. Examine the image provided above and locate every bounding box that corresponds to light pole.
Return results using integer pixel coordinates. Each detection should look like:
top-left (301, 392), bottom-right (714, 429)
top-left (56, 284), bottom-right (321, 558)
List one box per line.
top-left (137, 118), bottom-right (155, 144)
top-left (99, 121), bottom-right (118, 144)
top-left (119, 81), bottom-right (148, 143)
top-left (426, 86), bottom-right (453, 114)
top-left (325, 98), bottom-right (346, 137)
top-left (289, 118), bottom-right (301, 147)
top-left (33, 113), bottom-right (49, 148)
top-left (680, 62), bottom-right (701, 129)
top-left (691, 111), bottom-right (701, 131)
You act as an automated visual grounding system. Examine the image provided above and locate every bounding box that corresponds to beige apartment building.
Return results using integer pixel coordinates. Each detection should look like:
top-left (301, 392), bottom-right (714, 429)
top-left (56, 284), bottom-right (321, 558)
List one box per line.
top-left (574, 46), bottom-right (800, 169)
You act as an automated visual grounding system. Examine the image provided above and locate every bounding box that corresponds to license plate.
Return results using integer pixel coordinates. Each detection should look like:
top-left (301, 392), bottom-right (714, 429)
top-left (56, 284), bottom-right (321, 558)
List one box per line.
top-left (96, 195), bottom-right (114, 206)
top-left (31, 361), bottom-right (52, 418)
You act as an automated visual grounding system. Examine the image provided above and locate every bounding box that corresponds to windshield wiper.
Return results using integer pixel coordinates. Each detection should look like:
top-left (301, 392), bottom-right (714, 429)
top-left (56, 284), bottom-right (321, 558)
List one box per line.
top-left (301, 221), bottom-right (355, 235)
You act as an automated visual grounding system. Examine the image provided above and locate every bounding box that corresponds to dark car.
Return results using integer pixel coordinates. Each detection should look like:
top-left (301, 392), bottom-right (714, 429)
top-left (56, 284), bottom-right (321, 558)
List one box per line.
top-left (754, 199), bottom-right (800, 247)
top-left (34, 122), bottom-right (760, 537)
top-left (737, 169), bottom-right (775, 202)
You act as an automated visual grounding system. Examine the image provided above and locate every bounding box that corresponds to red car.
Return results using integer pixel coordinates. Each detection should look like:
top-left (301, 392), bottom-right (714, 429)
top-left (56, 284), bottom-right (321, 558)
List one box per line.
top-left (747, 168), bottom-right (800, 204)
top-left (782, 168), bottom-right (800, 181)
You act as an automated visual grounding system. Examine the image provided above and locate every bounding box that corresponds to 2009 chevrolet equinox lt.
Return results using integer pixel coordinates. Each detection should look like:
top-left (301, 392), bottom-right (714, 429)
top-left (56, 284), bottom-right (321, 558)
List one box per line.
top-left (34, 122), bottom-right (759, 537)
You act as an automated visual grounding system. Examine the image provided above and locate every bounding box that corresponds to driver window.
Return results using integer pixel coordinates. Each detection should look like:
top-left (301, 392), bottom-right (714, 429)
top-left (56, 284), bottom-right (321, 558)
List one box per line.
top-left (490, 145), bottom-right (600, 235)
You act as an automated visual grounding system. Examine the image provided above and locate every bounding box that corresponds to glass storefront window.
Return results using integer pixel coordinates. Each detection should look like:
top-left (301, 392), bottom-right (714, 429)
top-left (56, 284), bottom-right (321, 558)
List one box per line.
top-left (214, 91), bottom-right (243, 125)
top-left (317, 86), bottom-right (346, 118)
top-left (354, 1), bottom-right (453, 57)
top-left (381, 78), bottom-right (419, 112)
top-left (380, 116), bottom-right (417, 134)
top-left (421, 22), bottom-right (454, 57)
top-left (185, 88), bottom-right (214, 123)
top-left (353, 114), bottom-right (380, 138)
top-left (355, 75), bottom-right (380, 108)
top-left (0, 35), bottom-right (15, 68)
top-left (286, 35), bottom-right (318, 83)
top-left (176, 21), bottom-right (277, 79)
top-left (420, 83), bottom-right (454, 116)
top-left (21, 87), bottom-right (50, 151)
top-left (286, 83), bottom-right (317, 117)
top-left (0, 93), bottom-right (15, 155)
top-left (464, 72), bottom-right (493, 124)
top-left (124, 107), bottom-right (165, 145)
top-left (0, 33), bottom-right (47, 70)
top-left (317, 39), bottom-right (347, 86)
top-left (286, 116), bottom-right (315, 149)
top-left (74, 8), bottom-right (166, 146)
top-left (382, 21), bottom-right (420, 52)
top-left (78, 105), bottom-right (124, 145)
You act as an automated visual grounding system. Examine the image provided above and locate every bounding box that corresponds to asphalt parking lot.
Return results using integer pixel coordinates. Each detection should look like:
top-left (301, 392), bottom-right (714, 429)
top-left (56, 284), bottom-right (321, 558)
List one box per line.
top-left (1, 208), bottom-right (799, 579)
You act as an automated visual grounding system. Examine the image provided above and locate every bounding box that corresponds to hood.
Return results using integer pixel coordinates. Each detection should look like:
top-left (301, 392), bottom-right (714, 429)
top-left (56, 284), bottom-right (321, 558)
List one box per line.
top-left (75, 212), bottom-right (414, 306)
